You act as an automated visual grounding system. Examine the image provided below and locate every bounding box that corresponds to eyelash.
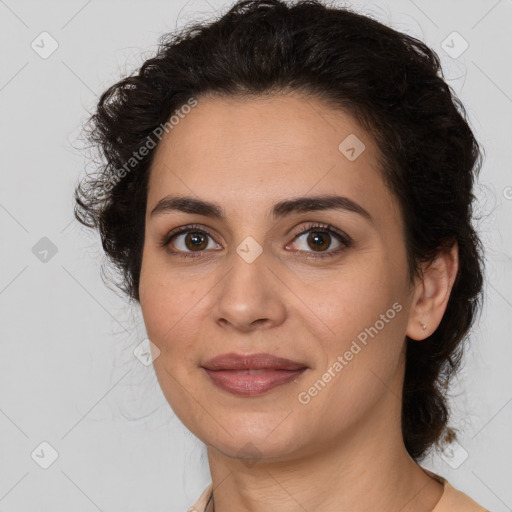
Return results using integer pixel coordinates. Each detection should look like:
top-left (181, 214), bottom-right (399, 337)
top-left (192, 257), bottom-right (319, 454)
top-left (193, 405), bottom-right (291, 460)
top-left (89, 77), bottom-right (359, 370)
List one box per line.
top-left (160, 222), bottom-right (353, 260)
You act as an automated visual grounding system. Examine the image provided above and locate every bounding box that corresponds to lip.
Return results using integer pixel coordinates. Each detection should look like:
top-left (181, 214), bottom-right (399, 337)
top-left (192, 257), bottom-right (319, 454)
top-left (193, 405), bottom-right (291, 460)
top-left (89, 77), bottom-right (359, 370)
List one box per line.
top-left (202, 352), bottom-right (307, 371)
top-left (201, 352), bottom-right (308, 396)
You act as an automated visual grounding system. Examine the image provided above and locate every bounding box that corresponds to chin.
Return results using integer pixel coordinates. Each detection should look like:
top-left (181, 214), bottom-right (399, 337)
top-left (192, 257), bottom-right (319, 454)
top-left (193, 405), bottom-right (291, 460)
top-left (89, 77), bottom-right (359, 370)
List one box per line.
top-left (204, 419), bottom-right (309, 463)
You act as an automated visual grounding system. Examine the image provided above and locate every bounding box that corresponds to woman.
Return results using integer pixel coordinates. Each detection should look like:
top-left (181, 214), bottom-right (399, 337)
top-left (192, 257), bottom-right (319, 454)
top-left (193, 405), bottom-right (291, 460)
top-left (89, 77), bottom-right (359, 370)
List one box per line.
top-left (74, 0), bottom-right (489, 510)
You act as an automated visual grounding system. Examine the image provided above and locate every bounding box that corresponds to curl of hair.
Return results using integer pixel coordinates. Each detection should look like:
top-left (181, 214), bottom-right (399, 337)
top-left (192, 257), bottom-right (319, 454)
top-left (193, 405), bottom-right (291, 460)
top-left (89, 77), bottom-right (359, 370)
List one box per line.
top-left (74, 0), bottom-right (485, 461)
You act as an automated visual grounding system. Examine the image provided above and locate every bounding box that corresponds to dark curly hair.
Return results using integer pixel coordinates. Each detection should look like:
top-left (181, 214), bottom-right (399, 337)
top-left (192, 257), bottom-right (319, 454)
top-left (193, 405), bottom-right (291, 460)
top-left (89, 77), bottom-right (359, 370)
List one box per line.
top-left (74, 0), bottom-right (485, 461)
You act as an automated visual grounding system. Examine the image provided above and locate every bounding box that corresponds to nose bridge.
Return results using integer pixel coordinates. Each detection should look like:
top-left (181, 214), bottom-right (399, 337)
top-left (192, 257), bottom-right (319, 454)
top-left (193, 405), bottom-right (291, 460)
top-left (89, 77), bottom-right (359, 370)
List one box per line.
top-left (225, 235), bottom-right (270, 302)
top-left (235, 233), bottom-right (265, 266)
top-left (213, 236), bottom-right (286, 330)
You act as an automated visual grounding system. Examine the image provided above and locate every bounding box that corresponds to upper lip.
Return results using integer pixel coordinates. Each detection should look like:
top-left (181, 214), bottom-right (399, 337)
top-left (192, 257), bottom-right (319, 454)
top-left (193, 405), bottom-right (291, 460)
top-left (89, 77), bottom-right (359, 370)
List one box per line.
top-left (201, 352), bottom-right (308, 371)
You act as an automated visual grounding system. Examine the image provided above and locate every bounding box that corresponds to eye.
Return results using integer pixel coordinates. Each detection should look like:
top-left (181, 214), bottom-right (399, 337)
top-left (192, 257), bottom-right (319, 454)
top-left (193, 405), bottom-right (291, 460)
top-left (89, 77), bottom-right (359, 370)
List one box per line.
top-left (160, 224), bottom-right (221, 258)
top-left (286, 223), bottom-right (352, 258)
top-left (160, 222), bottom-right (352, 259)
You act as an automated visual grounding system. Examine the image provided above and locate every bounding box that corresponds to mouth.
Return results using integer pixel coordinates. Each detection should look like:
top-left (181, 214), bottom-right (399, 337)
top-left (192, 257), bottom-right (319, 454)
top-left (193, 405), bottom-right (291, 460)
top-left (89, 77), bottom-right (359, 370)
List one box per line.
top-left (201, 352), bottom-right (308, 396)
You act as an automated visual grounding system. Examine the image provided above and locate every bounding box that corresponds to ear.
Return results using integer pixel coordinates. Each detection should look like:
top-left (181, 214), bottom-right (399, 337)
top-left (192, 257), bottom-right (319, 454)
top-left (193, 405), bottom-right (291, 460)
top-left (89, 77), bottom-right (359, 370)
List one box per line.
top-left (406, 241), bottom-right (459, 341)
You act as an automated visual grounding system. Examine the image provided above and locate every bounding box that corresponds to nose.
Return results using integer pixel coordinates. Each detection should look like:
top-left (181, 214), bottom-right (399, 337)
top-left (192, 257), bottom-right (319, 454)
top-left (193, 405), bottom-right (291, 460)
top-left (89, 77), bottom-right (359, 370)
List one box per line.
top-left (212, 248), bottom-right (287, 333)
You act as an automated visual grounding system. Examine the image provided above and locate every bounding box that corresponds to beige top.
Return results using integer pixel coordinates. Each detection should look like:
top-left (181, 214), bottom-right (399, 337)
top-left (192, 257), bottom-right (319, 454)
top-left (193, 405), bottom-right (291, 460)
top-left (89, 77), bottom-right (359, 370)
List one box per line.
top-left (187, 469), bottom-right (490, 512)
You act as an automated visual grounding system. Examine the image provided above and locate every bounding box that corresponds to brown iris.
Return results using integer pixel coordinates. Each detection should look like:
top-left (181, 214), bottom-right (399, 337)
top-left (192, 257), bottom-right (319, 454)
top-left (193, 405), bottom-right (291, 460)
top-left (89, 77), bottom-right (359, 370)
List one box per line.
top-left (185, 231), bottom-right (209, 251)
top-left (307, 231), bottom-right (331, 251)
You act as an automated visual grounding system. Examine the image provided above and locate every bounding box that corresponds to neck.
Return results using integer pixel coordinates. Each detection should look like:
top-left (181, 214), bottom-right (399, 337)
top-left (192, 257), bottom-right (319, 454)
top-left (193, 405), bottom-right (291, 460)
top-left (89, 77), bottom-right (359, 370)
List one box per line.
top-left (204, 388), bottom-right (443, 512)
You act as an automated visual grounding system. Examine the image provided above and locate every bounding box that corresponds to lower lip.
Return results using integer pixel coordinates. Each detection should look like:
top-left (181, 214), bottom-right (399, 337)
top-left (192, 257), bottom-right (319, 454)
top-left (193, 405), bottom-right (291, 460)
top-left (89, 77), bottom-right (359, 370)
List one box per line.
top-left (203, 368), bottom-right (307, 396)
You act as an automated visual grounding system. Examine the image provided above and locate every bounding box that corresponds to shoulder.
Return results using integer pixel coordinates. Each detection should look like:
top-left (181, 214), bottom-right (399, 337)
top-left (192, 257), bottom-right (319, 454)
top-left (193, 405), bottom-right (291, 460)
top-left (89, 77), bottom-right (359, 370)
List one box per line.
top-left (189, 477), bottom-right (492, 512)
top-left (188, 482), bottom-right (213, 512)
top-left (432, 476), bottom-right (490, 512)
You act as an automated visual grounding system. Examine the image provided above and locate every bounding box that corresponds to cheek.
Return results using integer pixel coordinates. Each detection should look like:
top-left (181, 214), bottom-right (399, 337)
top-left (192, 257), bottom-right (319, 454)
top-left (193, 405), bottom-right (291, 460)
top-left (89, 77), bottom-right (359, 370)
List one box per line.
top-left (139, 252), bottom-right (184, 350)
top-left (303, 262), bottom-right (407, 405)
top-left (307, 259), bottom-right (399, 345)
top-left (139, 261), bottom-right (201, 417)
top-left (139, 252), bottom-right (208, 372)
top-left (302, 317), bottom-right (406, 435)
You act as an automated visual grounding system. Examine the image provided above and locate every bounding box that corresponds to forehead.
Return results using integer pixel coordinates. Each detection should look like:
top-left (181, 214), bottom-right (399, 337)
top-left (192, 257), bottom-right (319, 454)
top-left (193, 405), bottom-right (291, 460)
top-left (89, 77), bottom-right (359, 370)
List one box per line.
top-left (147, 93), bottom-right (397, 225)
top-left (151, 92), bottom-right (376, 167)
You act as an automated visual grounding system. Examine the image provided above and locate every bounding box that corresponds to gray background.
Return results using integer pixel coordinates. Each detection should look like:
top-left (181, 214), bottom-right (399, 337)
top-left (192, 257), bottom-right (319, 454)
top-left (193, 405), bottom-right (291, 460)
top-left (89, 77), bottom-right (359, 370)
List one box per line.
top-left (0, 0), bottom-right (511, 510)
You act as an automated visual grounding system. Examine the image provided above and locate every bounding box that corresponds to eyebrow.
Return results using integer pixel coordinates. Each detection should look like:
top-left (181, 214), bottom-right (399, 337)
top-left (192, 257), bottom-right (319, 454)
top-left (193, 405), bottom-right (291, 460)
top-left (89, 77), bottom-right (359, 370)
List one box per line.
top-left (150, 194), bottom-right (373, 223)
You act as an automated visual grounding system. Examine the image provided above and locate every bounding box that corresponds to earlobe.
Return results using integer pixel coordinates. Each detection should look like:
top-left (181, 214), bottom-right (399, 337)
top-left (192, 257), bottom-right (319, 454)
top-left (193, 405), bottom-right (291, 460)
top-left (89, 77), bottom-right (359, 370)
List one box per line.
top-left (406, 242), bottom-right (459, 341)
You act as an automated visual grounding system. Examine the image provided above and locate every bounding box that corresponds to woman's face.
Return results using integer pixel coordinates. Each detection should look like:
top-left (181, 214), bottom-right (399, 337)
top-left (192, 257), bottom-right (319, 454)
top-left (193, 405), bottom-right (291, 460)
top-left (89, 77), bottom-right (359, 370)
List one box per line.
top-left (139, 93), bottom-right (418, 462)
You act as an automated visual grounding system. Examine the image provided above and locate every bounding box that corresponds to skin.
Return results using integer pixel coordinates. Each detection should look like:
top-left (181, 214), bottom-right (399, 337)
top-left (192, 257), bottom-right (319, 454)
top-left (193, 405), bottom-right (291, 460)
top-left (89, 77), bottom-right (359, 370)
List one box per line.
top-left (139, 92), bottom-right (459, 512)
